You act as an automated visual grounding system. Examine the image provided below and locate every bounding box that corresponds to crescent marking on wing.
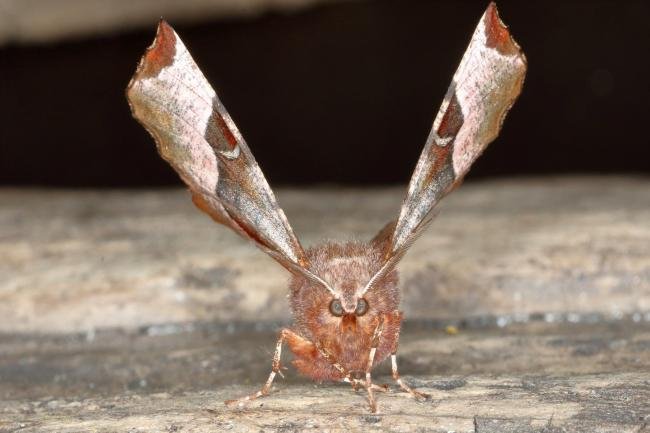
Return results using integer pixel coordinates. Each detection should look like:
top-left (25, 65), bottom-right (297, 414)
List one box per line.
top-left (432, 133), bottom-right (453, 147)
top-left (217, 145), bottom-right (241, 160)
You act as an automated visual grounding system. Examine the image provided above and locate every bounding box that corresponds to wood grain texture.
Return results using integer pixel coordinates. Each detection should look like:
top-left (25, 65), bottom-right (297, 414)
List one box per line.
top-left (0, 0), bottom-right (348, 45)
top-left (1, 322), bottom-right (648, 432)
top-left (0, 177), bottom-right (648, 334)
top-left (3, 374), bottom-right (648, 432)
top-left (1, 178), bottom-right (649, 430)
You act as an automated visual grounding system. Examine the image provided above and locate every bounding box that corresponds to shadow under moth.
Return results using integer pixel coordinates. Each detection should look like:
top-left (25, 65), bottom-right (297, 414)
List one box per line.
top-left (126, 2), bottom-right (526, 413)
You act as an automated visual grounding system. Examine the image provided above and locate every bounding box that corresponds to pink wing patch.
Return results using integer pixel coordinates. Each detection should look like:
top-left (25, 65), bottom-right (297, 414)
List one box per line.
top-left (365, 3), bottom-right (526, 294)
top-left (126, 21), bottom-right (331, 286)
top-left (390, 2), bottom-right (527, 257)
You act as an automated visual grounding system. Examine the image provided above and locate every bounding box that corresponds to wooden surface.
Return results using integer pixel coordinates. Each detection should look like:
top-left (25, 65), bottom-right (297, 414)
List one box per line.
top-left (1, 322), bottom-right (649, 432)
top-left (3, 374), bottom-right (649, 433)
top-left (0, 0), bottom-right (349, 45)
top-left (1, 177), bottom-right (648, 333)
top-left (0, 177), bottom-right (649, 432)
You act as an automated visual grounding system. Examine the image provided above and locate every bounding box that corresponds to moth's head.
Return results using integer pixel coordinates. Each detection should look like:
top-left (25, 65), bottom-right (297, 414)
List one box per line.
top-left (289, 241), bottom-right (399, 335)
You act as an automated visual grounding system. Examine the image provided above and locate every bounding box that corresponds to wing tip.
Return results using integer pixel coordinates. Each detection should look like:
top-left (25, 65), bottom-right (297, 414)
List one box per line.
top-left (131, 20), bottom-right (177, 84)
top-left (125, 19), bottom-right (178, 111)
top-left (483, 2), bottom-right (525, 63)
top-left (146, 20), bottom-right (177, 77)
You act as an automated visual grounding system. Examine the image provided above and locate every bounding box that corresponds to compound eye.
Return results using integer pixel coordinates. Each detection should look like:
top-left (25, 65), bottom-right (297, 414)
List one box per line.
top-left (355, 298), bottom-right (369, 316)
top-left (329, 299), bottom-right (344, 317)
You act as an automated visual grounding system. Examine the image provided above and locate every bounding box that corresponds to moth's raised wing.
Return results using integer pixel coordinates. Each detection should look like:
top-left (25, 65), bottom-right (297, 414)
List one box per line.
top-left (126, 21), bottom-right (330, 288)
top-left (364, 3), bottom-right (527, 294)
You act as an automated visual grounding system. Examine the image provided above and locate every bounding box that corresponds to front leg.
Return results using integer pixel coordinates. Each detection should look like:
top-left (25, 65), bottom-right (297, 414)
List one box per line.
top-left (361, 316), bottom-right (385, 412)
top-left (388, 311), bottom-right (430, 401)
top-left (225, 328), bottom-right (297, 407)
top-left (335, 317), bottom-right (388, 412)
top-left (390, 354), bottom-right (429, 401)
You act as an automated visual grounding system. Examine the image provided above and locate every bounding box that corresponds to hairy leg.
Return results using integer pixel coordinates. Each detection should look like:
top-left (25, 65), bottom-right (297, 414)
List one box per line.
top-left (313, 342), bottom-right (385, 409)
top-left (363, 317), bottom-right (385, 412)
top-left (388, 311), bottom-right (430, 401)
top-left (225, 328), bottom-right (298, 407)
top-left (390, 354), bottom-right (429, 400)
top-left (331, 318), bottom-right (388, 412)
top-left (225, 327), bottom-right (372, 409)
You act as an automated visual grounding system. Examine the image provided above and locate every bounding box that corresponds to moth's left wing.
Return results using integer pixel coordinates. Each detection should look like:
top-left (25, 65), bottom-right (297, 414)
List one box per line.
top-left (364, 3), bottom-right (527, 293)
top-left (126, 21), bottom-right (329, 289)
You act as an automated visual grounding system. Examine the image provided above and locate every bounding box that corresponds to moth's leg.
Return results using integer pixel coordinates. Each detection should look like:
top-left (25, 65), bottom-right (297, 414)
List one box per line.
top-left (389, 311), bottom-right (430, 401)
top-left (316, 343), bottom-right (372, 393)
top-left (340, 317), bottom-right (387, 411)
top-left (363, 317), bottom-right (385, 413)
top-left (343, 376), bottom-right (363, 392)
top-left (225, 328), bottom-right (296, 407)
top-left (315, 335), bottom-right (387, 412)
top-left (343, 377), bottom-right (388, 393)
top-left (364, 355), bottom-right (378, 412)
top-left (315, 342), bottom-right (348, 378)
top-left (390, 354), bottom-right (428, 400)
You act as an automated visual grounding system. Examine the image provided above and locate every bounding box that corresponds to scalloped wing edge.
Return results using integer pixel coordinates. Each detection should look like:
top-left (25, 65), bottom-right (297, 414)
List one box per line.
top-left (363, 2), bottom-right (527, 295)
top-left (126, 20), bottom-right (335, 293)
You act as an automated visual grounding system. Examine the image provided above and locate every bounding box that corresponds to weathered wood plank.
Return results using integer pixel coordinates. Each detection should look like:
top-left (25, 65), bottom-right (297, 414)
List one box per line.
top-left (3, 373), bottom-right (648, 433)
top-left (0, 0), bottom-right (349, 45)
top-left (1, 321), bottom-right (649, 432)
top-left (1, 175), bottom-right (649, 432)
top-left (1, 177), bottom-right (649, 333)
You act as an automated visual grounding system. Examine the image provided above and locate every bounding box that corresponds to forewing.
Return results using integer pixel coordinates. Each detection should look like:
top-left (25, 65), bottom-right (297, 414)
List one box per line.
top-left (389, 2), bottom-right (526, 258)
top-left (364, 3), bottom-right (526, 293)
top-left (126, 21), bottom-right (309, 274)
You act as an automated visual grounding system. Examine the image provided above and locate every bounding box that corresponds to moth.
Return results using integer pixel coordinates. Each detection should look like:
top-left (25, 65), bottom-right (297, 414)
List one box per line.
top-left (126, 2), bottom-right (526, 412)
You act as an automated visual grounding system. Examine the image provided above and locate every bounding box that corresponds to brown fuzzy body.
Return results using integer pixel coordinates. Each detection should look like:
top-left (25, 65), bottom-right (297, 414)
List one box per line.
top-left (288, 241), bottom-right (401, 382)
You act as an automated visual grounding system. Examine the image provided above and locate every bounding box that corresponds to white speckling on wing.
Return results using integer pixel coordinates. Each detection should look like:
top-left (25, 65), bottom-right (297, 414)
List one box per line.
top-left (139, 28), bottom-right (219, 193)
top-left (449, 16), bottom-right (522, 176)
top-left (383, 5), bottom-right (525, 260)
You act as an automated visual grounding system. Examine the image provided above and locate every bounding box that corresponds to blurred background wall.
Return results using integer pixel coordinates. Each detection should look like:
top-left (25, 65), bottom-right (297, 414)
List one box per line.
top-left (0, 0), bottom-right (648, 187)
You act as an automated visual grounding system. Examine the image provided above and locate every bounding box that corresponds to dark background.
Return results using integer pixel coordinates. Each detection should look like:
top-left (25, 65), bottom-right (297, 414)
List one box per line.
top-left (1, 0), bottom-right (648, 188)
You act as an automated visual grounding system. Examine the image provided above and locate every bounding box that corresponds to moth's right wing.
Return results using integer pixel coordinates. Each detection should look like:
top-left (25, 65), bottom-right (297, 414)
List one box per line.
top-left (365, 3), bottom-right (527, 294)
top-left (126, 21), bottom-right (332, 290)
